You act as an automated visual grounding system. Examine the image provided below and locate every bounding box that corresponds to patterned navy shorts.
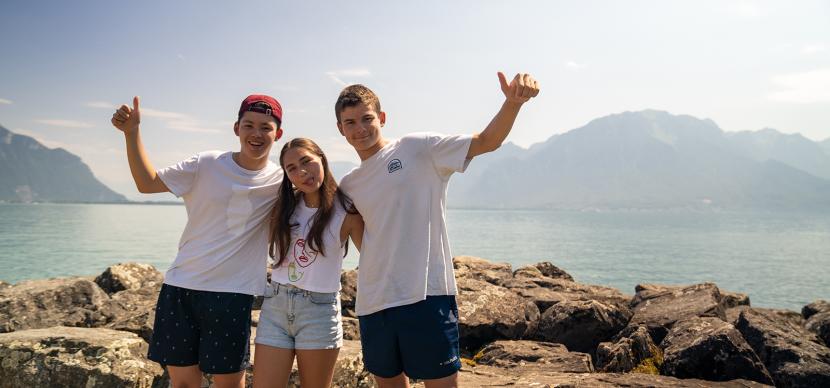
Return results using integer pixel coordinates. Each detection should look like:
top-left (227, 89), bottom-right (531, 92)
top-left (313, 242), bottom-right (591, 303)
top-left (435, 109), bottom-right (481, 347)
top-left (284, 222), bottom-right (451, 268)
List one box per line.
top-left (147, 283), bottom-right (254, 374)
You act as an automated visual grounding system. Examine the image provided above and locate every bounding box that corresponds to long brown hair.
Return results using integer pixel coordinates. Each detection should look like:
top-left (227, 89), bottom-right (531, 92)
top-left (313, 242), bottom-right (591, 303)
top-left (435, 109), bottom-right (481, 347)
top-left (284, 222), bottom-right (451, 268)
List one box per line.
top-left (268, 138), bottom-right (356, 267)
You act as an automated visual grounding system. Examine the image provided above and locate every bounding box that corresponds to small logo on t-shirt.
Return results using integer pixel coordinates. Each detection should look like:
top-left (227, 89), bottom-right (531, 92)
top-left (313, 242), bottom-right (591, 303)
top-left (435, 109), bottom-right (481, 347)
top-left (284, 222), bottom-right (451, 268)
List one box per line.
top-left (388, 159), bottom-right (402, 173)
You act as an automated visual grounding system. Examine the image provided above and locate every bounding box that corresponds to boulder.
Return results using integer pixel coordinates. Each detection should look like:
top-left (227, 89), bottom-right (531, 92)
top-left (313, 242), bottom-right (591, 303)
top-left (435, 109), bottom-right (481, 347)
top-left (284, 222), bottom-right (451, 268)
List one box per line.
top-left (94, 263), bottom-right (162, 294)
top-left (805, 311), bottom-right (830, 347)
top-left (0, 277), bottom-right (113, 332)
top-left (802, 300), bottom-right (830, 320)
top-left (105, 282), bottom-right (161, 342)
top-left (0, 281), bottom-right (10, 291)
top-left (532, 261), bottom-right (575, 281)
top-left (340, 269), bottom-right (358, 318)
top-left (0, 326), bottom-right (165, 388)
top-left (454, 364), bottom-right (771, 387)
top-left (629, 283), bottom-right (727, 343)
top-left (456, 277), bottom-right (539, 350)
top-left (473, 340), bottom-right (593, 372)
top-left (453, 255), bottom-right (513, 286)
top-left (533, 299), bottom-right (631, 355)
top-left (596, 325), bottom-right (661, 373)
top-left (722, 291), bottom-right (751, 309)
top-left (660, 317), bottom-right (773, 385)
top-left (504, 273), bottom-right (630, 312)
top-left (735, 307), bottom-right (830, 387)
top-left (342, 317), bottom-right (360, 341)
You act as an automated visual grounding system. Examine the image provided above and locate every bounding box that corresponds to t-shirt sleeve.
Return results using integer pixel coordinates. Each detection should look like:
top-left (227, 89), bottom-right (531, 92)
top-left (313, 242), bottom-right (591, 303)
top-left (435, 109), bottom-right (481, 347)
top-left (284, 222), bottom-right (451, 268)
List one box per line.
top-left (156, 153), bottom-right (200, 197)
top-left (423, 133), bottom-right (473, 178)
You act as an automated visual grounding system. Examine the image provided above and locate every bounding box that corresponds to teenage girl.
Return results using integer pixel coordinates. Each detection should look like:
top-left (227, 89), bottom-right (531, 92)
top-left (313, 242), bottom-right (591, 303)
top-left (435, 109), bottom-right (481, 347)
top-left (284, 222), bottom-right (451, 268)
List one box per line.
top-left (253, 138), bottom-right (363, 388)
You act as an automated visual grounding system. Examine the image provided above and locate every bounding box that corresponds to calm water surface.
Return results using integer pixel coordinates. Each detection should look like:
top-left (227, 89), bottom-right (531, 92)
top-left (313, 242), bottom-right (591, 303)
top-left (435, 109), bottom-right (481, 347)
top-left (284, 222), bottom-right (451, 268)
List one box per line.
top-left (1, 203), bottom-right (827, 310)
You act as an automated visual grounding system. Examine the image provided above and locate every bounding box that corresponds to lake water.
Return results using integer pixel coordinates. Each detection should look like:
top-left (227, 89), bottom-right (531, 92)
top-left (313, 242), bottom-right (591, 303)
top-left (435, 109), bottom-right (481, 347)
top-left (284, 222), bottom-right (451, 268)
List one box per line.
top-left (1, 203), bottom-right (828, 311)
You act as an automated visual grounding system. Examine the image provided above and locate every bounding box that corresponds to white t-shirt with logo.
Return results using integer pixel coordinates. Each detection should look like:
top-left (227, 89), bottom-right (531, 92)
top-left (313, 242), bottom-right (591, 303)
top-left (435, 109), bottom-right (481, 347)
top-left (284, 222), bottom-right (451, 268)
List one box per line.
top-left (157, 150), bottom-right (282, 295)
top-left (339, 133), bottom-right (472, 316)
top-left (271, 195), bottom-right (348, 293)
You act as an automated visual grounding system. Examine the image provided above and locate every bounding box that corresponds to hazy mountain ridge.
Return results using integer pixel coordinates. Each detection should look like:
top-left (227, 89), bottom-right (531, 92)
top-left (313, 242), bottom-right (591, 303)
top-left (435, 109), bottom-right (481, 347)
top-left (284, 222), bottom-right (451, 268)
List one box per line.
top-left (449, 110), bottom-right (830, 210)
top-left (0, 125), bottom-right (127, 203)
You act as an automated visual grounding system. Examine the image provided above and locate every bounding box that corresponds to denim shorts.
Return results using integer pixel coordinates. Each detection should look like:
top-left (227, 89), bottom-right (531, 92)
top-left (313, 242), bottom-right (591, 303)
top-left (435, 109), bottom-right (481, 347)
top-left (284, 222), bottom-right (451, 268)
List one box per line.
top-left (255, 282), bottom-right (343, 350)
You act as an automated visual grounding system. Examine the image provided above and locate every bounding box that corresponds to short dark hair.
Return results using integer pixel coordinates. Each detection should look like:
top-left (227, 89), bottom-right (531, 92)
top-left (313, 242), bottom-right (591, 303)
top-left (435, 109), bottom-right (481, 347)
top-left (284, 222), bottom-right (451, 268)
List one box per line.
top-left (334, 84), bottom-right (381, 123)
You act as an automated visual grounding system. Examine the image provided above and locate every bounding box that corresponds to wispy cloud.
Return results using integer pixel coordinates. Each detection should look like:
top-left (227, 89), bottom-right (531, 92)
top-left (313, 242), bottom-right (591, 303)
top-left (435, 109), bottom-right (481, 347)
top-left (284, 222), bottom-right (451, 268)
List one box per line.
top-left (565, 61), bottom-right (586, 70)
top-left (86, 101), bottom-right (115, 109)
top-left (720, 1), bottom-right (766, 19)
top-left (767, 68), bottom-right (830, 103)
top-left (326, 68), bottom-right (372, 86)
top-left (11, 128), bottom-right (67, 149)
top-left (87, 100), bottom-right (221, 133)
top-left (802, 44), bottom-right (826, 55)
top-left (0, 98), bottom-right (12, 105)
top-left (34, 119), bottom-right (94, 128)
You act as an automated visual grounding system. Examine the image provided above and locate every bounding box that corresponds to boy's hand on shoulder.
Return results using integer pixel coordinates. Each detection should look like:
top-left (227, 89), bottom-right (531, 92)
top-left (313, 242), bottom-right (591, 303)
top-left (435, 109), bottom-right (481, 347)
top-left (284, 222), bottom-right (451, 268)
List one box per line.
top-left (111, 96), bottom-right (142, 135)
top-left (498, 72), bottom-right (540, 105)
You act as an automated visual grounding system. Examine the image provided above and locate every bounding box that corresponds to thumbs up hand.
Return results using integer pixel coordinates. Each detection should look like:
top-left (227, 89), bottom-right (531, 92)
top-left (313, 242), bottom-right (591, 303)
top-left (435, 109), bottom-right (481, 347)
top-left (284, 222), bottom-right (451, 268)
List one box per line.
top-left (498, 72), bottom-right (540, 105)
top-left (111, 96), bottom-right (142, 135)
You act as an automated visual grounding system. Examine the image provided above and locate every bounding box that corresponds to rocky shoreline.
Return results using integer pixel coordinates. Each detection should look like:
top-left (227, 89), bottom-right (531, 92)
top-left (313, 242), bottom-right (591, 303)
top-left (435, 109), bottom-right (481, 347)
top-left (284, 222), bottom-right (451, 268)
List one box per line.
top-left (1, 258), bottom-right (829, 387)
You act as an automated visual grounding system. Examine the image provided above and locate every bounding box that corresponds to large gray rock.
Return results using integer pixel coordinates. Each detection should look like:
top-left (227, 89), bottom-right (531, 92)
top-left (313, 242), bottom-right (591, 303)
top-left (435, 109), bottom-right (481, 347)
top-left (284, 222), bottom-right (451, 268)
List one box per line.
top-left (596, 325), bottom-right (661, 373)
top-left (629, 283), bottom-right (727, 343)
top-left (453, 255), bottom-right (513, 286)
top-left (454, 364), bottom-right (771, 387)
top-left (533, 299), bottom-right (631, 355)
top-left (342, 317), bottom-right (360, 341)
top-left (474, 340), bottom-right (593, 372)
top-left (340, 269), bottom-right (358, 318)
top-left (660, 317), bottom-right (773, 385)
top-left (94, 263), bottom-right (163, 294)
top-left (505, 271), bottom-right (631, 312)
top-left (0, 277), bottom-right (114, 332)
top-left (735, 307), bottom-right (830, 387)
top-left (0, 326), bottom-right (165, 388)
top-left (802, 300), bottom-right (830, 320)
top-left (805, 311), bottom-right (830, 347)
top-left (456, 277), bottom-right (539, 350)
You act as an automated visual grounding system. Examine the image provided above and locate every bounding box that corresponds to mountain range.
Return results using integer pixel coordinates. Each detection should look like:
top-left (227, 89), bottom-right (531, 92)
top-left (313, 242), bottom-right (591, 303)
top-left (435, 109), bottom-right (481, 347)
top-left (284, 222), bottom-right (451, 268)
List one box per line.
top-left (447, 110), bottom-right (830, 210)
top-left (0, 125), bottom-right (126, 203)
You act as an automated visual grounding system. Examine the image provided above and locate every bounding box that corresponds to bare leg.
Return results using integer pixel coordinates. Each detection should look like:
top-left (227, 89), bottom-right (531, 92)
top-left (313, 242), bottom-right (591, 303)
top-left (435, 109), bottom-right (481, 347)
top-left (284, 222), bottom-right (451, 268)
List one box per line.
top-left (252, 344), bottom-right (295, 388)
top-left (374, 372), bottom-right (410, 388)
top-left (423, 372), bottom-right (459, 388)
top-left (295, 348), bottom-right (340, 388)
top-left (167, 365), bottom-right (202, 388)
top-left (212, 370), bottom-right (246, 388)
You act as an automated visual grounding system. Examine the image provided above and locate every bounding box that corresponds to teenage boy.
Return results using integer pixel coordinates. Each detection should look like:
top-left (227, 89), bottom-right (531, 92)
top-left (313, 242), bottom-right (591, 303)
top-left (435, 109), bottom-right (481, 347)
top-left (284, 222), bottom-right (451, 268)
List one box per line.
top-left (335, 72), bottom-right (539, 387)
top-left (111, 95), bottom-right (285, 388)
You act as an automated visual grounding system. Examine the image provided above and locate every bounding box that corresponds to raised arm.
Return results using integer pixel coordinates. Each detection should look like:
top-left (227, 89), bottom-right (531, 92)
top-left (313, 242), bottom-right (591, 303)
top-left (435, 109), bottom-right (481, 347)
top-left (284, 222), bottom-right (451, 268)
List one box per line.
top-left (466, 72), bottom-right (540, 159)
top-left (111, 96), bottom-right (170, 194)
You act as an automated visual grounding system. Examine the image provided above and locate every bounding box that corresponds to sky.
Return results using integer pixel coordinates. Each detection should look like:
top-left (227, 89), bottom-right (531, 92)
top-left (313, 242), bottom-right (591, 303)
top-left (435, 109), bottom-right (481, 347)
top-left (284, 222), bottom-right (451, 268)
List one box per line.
top-left (1, 0), bottom-right (828, 201)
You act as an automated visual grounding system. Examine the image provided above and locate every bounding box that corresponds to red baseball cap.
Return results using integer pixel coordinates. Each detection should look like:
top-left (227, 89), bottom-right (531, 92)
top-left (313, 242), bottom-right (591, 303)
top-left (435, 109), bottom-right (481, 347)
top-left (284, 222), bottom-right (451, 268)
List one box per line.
top-left (238, 94), bottom-right (283, 124)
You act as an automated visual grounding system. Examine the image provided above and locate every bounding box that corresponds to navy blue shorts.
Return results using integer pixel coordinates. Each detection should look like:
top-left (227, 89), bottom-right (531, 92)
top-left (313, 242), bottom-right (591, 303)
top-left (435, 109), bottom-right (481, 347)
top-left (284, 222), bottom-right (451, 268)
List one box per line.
top-left (147, 284), bottom-right (254, 374)
top-left (358, 295), bottom-right (461, 380)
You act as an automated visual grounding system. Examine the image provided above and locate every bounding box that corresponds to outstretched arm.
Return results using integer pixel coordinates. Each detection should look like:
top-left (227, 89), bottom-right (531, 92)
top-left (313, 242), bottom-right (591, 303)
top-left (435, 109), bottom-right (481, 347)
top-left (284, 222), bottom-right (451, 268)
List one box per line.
top-left (466, 72), bottom-right (540, 159)
top-left (111, 96), bottom-right (170, 194)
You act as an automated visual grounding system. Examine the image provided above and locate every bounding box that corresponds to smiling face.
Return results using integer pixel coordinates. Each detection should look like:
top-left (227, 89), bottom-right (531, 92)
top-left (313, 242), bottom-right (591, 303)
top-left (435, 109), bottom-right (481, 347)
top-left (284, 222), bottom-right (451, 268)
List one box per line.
top-left (337, 102), bottom-right (387, 160)
top-left (234, 111), bottom-right (280, 169)
top-left (282, 146), bottom-right (325, 196)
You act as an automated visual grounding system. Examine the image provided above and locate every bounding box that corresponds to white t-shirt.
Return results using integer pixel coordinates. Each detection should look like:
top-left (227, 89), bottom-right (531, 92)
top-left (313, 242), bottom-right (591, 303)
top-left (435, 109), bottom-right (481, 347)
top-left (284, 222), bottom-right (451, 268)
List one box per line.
top-left (339, 133), bottom-right (472, 316)
top-left (271, 195), bottom-right (348, 293)
top-left (157, 150), bottom-right (282, 295)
